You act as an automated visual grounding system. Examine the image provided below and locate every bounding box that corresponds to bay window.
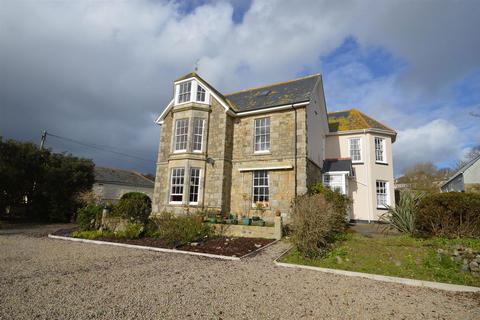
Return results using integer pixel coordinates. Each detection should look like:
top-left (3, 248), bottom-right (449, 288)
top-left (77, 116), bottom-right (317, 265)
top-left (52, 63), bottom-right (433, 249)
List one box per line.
top-left (173, 119), bottom-right (189, 152)
top-left (375, 137), bottom-right (386, 163)
top-left (376, 180), bottom-right (388, 209)
top-left (178, 81), bottom-right (191, 103)
top-left (189, 168), bottom-right (201, 204)
top-left (192, 118), bottom-right (205, 152)
top-left (170, 168), bottom-right (185, 203)
top-left (348, 138), bottom-right (362, 163)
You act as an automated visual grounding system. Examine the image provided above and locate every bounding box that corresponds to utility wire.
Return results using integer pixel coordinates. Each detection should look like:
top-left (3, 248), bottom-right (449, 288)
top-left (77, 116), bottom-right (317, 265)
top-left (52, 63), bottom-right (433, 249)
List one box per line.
top-left (46, 132), bottom-right (154, 163)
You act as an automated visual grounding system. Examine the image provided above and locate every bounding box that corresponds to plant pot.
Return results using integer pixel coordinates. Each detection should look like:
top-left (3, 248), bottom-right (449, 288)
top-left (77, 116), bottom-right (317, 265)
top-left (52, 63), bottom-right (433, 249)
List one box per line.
top-left (254, 220), bottom-right (266, 227)
top-left (242, 218), bottom-right (251, 225)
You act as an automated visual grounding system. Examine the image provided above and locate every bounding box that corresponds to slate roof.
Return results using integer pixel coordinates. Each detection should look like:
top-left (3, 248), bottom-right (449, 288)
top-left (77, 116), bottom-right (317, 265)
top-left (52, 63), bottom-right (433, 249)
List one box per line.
top-left (322, 159), bottom-right (353, 173)
top-left (441, 153), bottom-right (480, 187)
top-left (224, 74), bottom-right (320, 112)
top-left (94, 167), bottom-right (154, 188)
top-left (328, 109), bottom-right (395, 134)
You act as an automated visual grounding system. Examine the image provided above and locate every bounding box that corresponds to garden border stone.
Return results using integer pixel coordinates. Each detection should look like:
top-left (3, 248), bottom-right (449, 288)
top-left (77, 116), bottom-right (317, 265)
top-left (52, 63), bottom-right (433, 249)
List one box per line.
top-left (273, 249), bottom-right (480, 293)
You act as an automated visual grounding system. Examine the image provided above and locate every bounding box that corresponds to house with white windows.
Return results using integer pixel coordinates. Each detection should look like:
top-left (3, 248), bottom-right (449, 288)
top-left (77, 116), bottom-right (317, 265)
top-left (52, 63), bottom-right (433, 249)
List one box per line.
top-left (152, 72), bottom-right (396, 222)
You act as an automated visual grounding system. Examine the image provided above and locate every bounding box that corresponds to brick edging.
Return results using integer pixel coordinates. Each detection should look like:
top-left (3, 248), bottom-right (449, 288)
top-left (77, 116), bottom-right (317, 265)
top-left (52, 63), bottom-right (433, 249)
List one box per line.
top-left (273, 251), bottom-right (480, 293)
top-left (48, 234), bottom-right (240, 261)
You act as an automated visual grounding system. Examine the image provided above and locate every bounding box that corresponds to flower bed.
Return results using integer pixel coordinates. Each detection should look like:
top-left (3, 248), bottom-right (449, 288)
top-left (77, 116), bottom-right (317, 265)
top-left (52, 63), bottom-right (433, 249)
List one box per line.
top-left (51, 228), bottom-right (274, 257)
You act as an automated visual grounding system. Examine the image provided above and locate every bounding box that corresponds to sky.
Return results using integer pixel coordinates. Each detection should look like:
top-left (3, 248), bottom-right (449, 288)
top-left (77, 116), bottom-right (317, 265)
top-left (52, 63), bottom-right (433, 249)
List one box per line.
top-left (0, 0), bottom-right (479, 176)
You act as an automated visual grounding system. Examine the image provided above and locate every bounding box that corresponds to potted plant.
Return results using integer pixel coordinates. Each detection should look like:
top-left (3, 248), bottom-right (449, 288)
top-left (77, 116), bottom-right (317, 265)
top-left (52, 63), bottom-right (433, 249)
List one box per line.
top-left (241, 216), bottom-right (251, 225)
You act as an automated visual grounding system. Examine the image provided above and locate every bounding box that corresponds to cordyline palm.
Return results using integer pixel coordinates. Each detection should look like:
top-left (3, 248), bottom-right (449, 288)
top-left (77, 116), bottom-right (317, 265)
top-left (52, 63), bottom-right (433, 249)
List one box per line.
top-left (380, 190), bottom-right (425, 235)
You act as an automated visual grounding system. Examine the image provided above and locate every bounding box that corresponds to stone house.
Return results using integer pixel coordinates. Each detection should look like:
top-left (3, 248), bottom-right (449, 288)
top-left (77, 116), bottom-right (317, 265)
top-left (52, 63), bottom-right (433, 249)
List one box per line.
top-left (152, 73), bottom-right (396, 222)
top-left (441, 154), bottom-right (480, 193)
top-left (93, 167), bottom-right (154, 204)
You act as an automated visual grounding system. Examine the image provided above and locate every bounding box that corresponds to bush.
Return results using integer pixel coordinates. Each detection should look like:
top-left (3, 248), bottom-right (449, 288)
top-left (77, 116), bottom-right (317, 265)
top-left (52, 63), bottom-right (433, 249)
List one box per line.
top-left (309, 184), bottom-right (351, 218)
top-left (115, 222), bottom-right (144, 239)
top-left (113, 192), bottom-right (151, 224)
top-left (76, 204), bottom-right (103, 231)
top-left (155, 212), bottom-right (212, 246)
top-left (417, 192), bottom-right (480, 238)
top-left (290, 192), bottom-right (349, 258)
top-left (72, 230), bottom-right (112, 239)
top-left (380, 190), bottom-right (425, 235)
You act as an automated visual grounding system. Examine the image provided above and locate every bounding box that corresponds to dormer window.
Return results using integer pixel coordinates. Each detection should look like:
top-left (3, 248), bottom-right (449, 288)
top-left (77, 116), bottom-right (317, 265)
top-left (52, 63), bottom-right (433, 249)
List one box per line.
top-left (175, 79), bottom-right (209, 105)
top-left (197, 85), bottom-right (206, 102)
top-left (178, 82), bottom-right (192, 103)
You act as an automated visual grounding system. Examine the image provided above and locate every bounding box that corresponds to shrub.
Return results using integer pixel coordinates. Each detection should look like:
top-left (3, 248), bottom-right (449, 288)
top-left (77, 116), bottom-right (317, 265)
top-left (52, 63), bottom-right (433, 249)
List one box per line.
top-left (113, 192), bottom-right (151, 224)
top-left (290, 192), bottom-right (349, 258)
top-left (380, 190), bottom-right (425, 235)
top-left (417, 192), bottom-right (480, 238)
top-left (76, 204), bottom-right (103, 231)
top-left (115, 222), bottom-right (144, 239)
top-left (309, 183), bottom-right (351, 218)
top-left (72, 230), bottom-right (112, 239)
top-left (156, 212), bottom-right (212, 246)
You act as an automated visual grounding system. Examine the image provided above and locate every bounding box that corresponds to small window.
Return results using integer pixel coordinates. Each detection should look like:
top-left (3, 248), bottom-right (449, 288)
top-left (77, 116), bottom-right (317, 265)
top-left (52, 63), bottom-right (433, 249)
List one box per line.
top-left (196, 85), bottom-right (206, 102)
top-left (254, 117), bottom-right (270, 152)
top-left (253, 170), bottom-right (269, 203)
top-left (376, 180), bottom-right (388, 208)
top-left (192, 118), bottom-right (205, 152)
top-left (348, 138), bottom-right (362, 162)
top-left (178, 81), bottom-right (192, 103)
top-left (375, 137), bottom-right (386, 163)
top-left (189, 168), bottom-right (200, 204)
top-left (170, 168), bottom-right (185, 203)
top-left (323, 174), bottom-right (345, 194)
top-left (174, 119), bottom-right (189, 152)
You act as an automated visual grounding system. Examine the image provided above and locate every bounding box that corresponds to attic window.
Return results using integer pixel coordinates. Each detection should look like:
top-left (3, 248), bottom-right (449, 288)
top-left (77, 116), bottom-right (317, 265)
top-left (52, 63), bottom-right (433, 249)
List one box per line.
top-left (175, 80), bottom-right (209, 105)
top-left (178, 82), bottom-right (191, 103)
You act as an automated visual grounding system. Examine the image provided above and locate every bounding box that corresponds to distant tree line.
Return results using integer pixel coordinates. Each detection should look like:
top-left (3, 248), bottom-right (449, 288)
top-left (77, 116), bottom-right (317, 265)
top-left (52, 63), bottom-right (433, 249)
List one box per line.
top-left (0, 137), bottom-right (94, 222)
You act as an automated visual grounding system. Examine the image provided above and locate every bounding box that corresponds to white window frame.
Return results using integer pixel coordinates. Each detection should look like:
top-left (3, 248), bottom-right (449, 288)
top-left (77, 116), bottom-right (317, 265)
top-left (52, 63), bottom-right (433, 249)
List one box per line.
top-left (348, 137), bottom-right (362, 163)
top-left (173, 118), bottom-right (189, 152)
top-left (189, 167), bottom-right (201, 205)
top-left (175, 79), bottom-right (210, 105)
top-left (177, 81), bottom-right (192, 104)
top-left (376, 180), bottom-right (389, 209)
top-left (169, 168), bottom-right (185, 204)
top-left (252, 170), bottom-right (269, 205)
top-left (323, 172), bottom-right (347, 195)
top-left (192, 118), bottom-right (205, 152)
top-left (375, 137), bottom-right (387, 164)
top-left (196, 84), bottom-right (206, 102)
top-left (254, 117), bottom-right (270, 153)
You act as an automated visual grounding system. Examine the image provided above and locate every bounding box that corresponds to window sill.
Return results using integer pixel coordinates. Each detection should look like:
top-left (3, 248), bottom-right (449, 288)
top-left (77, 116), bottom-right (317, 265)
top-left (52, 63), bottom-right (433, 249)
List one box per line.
top-left (376, 207), bottom-right (389, 210)
top-left (375, 161), bottom-right (388, 166)
top-left (352, 162), bottom-right (364, 165)
top-left (253, 151), bottom-right (271, 155)
top-left (169, 202), bottom-right (183, 205)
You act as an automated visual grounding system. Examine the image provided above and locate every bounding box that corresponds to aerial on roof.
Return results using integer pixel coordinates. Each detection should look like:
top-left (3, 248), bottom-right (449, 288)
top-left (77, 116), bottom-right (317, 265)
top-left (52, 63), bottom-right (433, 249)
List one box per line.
top-left (94, 167), bottom-right (154, 188)
top-left (174, 72), bottom-right (320, 112)
top-left (328, 109), bottom-right (396, 135)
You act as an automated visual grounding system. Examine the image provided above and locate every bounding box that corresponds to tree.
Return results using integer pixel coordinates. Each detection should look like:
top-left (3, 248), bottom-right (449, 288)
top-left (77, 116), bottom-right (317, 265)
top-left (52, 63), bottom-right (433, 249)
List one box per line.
top-left (0, 137), bottom-right (94, 222)
top-left (397, 162), bottom-right (451, 192)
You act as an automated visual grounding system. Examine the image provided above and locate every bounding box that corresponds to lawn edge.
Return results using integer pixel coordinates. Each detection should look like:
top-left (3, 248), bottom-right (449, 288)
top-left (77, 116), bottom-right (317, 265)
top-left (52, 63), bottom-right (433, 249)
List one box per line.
top-left (48, 234), bottom-right (240, 261)
top-left (273, 249), bottom-right (480, 293)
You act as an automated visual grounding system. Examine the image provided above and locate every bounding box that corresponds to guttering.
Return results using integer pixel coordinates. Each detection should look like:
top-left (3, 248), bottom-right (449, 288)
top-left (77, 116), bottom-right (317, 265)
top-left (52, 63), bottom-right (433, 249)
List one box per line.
top-left (236, 101), bottom-right (309, 116)
top-left (327, 128), bottom-right (397, 142)
top-left (238, 165), bottom-right (293, 172)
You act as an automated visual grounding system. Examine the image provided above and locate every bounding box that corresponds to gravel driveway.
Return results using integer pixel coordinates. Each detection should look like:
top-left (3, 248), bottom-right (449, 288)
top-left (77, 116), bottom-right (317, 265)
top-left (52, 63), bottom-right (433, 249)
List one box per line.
top-left (1, 225), bottom-right (479, 319)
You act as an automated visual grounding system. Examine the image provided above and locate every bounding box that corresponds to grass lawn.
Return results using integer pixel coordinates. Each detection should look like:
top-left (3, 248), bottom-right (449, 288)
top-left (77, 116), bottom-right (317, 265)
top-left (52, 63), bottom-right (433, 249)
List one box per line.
top-left (281, 233), bottom-right (480, 287)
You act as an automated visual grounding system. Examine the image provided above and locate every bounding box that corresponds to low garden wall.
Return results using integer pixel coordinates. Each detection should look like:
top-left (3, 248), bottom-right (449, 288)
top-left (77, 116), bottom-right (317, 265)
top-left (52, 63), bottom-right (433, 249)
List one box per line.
top-left (211, 216), bottom-right (282, 240)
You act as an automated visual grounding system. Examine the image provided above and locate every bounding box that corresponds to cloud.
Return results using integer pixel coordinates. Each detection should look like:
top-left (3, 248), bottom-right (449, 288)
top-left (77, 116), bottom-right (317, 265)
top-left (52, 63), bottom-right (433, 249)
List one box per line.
top-left (0, 0), bottom-right (479, 175)
top-left (393, 119), bottom-right (462, 174)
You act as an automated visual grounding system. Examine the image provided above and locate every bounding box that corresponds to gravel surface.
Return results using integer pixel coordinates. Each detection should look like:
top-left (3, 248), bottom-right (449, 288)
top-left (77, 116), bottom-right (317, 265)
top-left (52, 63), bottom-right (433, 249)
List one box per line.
top-left (1, 225), bottom-right (479, 319)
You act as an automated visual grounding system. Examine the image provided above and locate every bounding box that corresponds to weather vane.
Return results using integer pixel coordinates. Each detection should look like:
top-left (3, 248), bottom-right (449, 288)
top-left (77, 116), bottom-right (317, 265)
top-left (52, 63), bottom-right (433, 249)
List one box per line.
top-left (194, 58), bottom-right (199, 72)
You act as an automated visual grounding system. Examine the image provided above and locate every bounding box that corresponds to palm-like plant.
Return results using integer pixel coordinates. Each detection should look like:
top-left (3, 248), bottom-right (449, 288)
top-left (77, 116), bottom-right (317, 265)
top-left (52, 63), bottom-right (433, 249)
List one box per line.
top-left (380, 190), bottom-right (425, 235)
